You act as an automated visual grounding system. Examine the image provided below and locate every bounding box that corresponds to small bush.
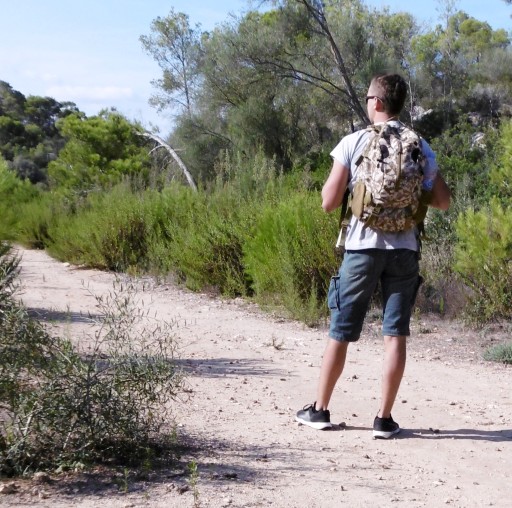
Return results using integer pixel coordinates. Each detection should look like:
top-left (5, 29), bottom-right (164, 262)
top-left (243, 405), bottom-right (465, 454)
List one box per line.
top-left (483, 343), bottom-right (512, 364)
top-left (15, 192), bottom-right (65, 249)
top-left (454, 199), bottom-right (512, 322)
top-left (0, 245), bottom-right (184, 475)
top-left (418, 177), bottom-right (476, 316)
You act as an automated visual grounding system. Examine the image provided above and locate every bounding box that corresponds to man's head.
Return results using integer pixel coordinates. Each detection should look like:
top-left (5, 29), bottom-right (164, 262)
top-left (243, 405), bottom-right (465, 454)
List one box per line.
top-left (366, 74), bottom-right (407, 121)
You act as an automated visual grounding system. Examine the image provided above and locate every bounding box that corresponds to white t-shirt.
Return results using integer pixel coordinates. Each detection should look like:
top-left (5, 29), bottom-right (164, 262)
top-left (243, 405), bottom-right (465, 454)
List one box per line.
top-left (330, 121), bottom-right (439, 251)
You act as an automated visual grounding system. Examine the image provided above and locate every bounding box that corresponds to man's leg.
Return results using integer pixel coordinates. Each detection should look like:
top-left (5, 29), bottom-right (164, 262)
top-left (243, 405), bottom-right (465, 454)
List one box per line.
top-left (374, 250), bottom-right (418, 438)
top-left (296, 338), bottom-right (348, 429)
top-left (315, 339), bottom-right (349, 410)
top-left (296, 250), bottom-right (379, 429)
top-left (378, 335), bottom-right (406, 418)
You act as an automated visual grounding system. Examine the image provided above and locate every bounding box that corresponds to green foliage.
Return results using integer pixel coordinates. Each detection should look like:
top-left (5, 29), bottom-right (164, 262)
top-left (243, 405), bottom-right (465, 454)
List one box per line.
top-left (429, 121), bottom-right (495, 206)
top-left (483, 342), bottom-right (512, 364)
top-left (48, 111), bottom-right (151, 194)
top-left (45, 185), bottom-right (153, 272)
top-left (14, 192), bottom-right (63, 249)
top-left (244, 192), bottom-right (339, 324)
top-left (163, 194), bottom-right (252, 297)
top-left (452, 119), bottom-right (512, 321)
top-left (490, 120), bottom-right (512, 201)
top-left (0, 244), bottom-right (184, 474)
top-left (0, 81), bottom-right (77, 184)
top-left (0, 242), bottom-right (19, 305)
top-left (0, 159), bottom-right (41, 240)
top-left (454, 199), bottom-right (512, 321)
top-left (159, 151), bottom-right (283, 297)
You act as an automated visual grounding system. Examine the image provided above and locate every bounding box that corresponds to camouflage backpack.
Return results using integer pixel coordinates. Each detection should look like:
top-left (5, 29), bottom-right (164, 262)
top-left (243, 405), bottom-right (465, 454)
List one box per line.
top-left (350, 122), bottom-right (429, 232)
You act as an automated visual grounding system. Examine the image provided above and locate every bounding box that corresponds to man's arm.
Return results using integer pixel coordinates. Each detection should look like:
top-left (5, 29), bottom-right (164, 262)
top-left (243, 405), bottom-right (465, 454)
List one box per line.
top-left (321, 160), bottom-right (350, 212)
top-left (430, 173), bottom-right (451, 210)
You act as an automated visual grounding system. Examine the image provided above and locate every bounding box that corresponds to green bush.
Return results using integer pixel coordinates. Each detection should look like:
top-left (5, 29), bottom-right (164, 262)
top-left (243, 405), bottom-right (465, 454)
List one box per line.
top-left (161, 187), bottom-right (254, 297)
top-left (45, 185), bottom-right (153, 272)
top-left (454, 199), bottom-right (512, 321)
top-left (0, 159), bottom-right (41, 241)
top-left (154, 151), bottom-right (286, 297)
top-left (483, 342), bottom-right (512, 364)
top-left (430, 122), bottom-right (494, 207)
top-left (489, 120), bottom-right (512, 202)
top-left (418, 177), bottom-right (474, 315)
top-left (244, 192), bottom-right (339, 324)
top-left (0, 244), bottom-right (184, 475)
top-left (15, 192), bottom-right (65, 249)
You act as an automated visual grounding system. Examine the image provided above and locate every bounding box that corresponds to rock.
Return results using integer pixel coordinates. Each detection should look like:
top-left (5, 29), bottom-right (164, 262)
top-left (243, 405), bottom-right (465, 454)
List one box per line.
top-left (471, 132), bottom-right (486, 149)
top-left (0, 483), bottom-right (19, 494)
top-left (33, 472), bottom-right (52, 484)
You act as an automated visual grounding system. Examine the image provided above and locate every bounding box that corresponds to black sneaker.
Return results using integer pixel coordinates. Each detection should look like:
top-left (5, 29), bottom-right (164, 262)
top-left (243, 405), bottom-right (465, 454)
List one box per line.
top-left (295, 403), bottom-right (332, 430)
top-left (373, 415), bottom-right (400, 439)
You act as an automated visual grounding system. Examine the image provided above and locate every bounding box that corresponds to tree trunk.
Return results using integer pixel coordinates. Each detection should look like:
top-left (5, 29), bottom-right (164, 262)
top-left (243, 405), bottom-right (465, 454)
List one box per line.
top-left (140, 132), bottom-right (198, 192)
top-left (298, 0), bottom-right (370, 126)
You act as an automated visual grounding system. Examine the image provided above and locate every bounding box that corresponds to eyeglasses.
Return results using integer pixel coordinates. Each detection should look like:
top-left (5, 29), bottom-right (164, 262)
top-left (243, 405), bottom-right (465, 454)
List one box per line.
top-left (365, 96), bottom-right (383, 104)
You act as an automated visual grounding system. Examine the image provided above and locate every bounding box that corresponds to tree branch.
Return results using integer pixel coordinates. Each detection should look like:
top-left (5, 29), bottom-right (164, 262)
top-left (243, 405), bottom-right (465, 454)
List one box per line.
top-left (140, 132), bottom-right (198, 191)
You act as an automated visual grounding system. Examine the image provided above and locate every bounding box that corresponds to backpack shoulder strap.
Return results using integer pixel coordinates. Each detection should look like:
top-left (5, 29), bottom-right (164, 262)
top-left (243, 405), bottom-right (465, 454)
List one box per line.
top-left (355, 125), bottom-right (380, 167)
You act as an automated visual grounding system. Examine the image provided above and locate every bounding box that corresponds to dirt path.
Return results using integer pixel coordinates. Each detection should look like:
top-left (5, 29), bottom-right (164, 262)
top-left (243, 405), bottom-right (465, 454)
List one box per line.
top-left (3, 247), bottom-right (512, 507)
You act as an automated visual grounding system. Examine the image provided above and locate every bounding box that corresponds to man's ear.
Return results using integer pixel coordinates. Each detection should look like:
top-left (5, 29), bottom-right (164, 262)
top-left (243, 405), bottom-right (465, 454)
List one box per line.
top-left (375, 98), bottom-right (386, 113)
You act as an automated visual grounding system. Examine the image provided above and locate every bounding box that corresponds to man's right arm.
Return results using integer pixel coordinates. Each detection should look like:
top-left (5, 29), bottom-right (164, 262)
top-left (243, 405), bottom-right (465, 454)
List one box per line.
top-left (421, 140), bottom-right (451, 211)
top-left (321, 159), bottom-right (350, 212)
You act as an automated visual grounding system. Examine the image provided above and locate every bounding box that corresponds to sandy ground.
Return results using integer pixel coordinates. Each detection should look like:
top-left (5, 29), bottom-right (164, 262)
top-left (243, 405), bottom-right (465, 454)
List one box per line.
top-left (2, 247), bottom-right (512, 507)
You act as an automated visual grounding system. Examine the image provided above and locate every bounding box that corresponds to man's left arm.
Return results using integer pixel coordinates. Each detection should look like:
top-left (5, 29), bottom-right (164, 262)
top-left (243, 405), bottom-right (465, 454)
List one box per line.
top-left (430, 173), bottom-right (451, 210)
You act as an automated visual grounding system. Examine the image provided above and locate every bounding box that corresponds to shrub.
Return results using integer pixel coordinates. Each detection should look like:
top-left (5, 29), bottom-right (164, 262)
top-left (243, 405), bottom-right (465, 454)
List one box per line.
top-left (483, 342), bottom-right (512, 364)
top-left (429, 122), bottom-right (494, 207)
top-left (0, 242), bottom-right (19, 300)
top-left (45, 185), bottom-right (153, 272)
top-left (418, 178), bottom-right (474, 316)
top-left (155, 152), bottom-right (285, 297)
top-left (489, 120), bottom-right (512, 202)
top-left (14, 192), bottom-right (65, 249)
top-left (244, 192), bottom-right (339, 324)
top-left (0, 159), bottom-right (41, 241)
top-left (454, 199), bottom-right (512, 322)
top-left (0, 244), bottom-right (184, 474)
top-left (162, 187), bottom-right (254, 297)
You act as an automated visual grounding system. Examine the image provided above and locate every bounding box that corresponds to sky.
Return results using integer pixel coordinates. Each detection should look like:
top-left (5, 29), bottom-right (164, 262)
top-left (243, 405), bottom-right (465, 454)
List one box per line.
top-left (1, 0), bottom-right (511, 136)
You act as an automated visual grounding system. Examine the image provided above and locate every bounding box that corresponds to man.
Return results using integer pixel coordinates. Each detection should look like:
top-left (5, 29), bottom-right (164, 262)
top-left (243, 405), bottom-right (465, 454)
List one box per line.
top-left (296, 74), bottom-right (451, 438)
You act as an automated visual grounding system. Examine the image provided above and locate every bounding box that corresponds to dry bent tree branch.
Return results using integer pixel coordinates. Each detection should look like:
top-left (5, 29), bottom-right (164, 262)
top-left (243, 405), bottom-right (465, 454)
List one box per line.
top-left (140, 131), bottom-right (198, 192)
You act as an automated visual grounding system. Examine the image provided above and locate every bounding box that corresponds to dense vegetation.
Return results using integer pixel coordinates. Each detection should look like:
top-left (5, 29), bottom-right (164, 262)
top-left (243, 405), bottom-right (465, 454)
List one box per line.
top-left (1, 0), bottom-right (512, 325)
top-left (0, 242), bottom-right (184, 474)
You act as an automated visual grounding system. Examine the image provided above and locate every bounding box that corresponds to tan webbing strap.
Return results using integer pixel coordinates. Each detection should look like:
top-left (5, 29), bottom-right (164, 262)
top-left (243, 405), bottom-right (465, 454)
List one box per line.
top-left (335, 189), bottom-right (351, 253)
